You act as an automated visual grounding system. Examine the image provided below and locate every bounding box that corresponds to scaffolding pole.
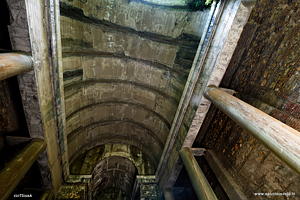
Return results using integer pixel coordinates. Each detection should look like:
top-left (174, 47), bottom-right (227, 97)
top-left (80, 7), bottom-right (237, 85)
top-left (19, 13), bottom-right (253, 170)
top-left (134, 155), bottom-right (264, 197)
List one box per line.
top-left (205, 85), bottom-right (300, 174)
top-left (0, 53), bottom-right (34, 81)
top-left (179, 147), bottom-right (218, 200)
top-left (0, 139), bottom-right (46, 199)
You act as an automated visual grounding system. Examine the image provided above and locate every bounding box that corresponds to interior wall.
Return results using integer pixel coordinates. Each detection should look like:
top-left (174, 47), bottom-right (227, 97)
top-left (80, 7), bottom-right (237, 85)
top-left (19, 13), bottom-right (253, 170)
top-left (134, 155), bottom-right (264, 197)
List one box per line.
top-left (195, 0), bottom-right (300, 197)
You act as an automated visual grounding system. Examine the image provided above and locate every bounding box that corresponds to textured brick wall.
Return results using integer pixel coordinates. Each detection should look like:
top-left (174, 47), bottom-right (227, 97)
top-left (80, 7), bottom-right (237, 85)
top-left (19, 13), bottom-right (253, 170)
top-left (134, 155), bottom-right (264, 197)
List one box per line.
top-left (195, 0), bottom-right (300, 198)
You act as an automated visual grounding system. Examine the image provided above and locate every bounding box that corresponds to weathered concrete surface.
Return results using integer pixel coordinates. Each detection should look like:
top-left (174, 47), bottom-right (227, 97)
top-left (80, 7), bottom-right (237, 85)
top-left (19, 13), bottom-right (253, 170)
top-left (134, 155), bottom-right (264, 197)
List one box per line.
top-left (195, 0), bottom-right (300, 198)
top-left (67, 117), bottom-right (164, 166)
top-left (60, 0), bottom-right (209, 39)
top-left (59, 0), bottom-right (209, 189)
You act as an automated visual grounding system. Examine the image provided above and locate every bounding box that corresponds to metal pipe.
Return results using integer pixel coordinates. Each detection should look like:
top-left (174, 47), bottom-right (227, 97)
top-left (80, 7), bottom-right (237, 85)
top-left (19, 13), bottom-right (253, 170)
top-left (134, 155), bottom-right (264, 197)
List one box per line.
top-left (39, 189), bottom-right (54, 200)
top-left (164, 188), bottom-right (175, 200)
top-left (205, 85), bottom-right (300, 174)
top-left (179, 147), bottom-right (218, 200)
top-left (0, 138), bottom-right (46, 200)
top-left (0, 53), bottom-right (34, 81)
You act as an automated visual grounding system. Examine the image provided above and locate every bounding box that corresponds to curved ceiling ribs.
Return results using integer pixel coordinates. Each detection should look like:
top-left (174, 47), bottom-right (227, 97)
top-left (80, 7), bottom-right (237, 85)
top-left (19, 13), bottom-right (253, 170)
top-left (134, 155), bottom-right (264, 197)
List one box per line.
top-left (65, 101), bottom-right (170, 152)
top-left (70, 144), bottom-right (155, 175)
top-left (69, 134), bottom-right (163, 165)
top-left (60, 0), bottom-right (207, 197)
top-left (67, 119), bottom-right (165, 148)
top-left (62, 51), bottom-right (189, 78)
top-left (66, 100), bottom-right (171, 128)
top-left (69, 138), bottom-right (159, 169)
top-left (64, 79), bottom-right (179, 105)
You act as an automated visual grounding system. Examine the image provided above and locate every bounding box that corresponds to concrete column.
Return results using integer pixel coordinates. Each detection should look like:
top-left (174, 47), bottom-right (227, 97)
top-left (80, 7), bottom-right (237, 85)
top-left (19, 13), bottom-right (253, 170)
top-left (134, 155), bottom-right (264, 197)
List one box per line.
top-left (0, 139), bottom-right (46, 199)
top-left (204, 85), bottom-right (300, 174)
top-left (179, 147), bottom-right (217, 200)
top-left (0, 53), bottom-right (33, 81)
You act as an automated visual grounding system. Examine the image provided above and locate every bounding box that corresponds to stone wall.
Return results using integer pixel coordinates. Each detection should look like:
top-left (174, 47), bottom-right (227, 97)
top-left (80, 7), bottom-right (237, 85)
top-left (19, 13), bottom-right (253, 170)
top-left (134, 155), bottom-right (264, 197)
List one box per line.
top-left (59, 0), bottom-right (210, 174)
top-left (195, 0), bottom-right (300, 198)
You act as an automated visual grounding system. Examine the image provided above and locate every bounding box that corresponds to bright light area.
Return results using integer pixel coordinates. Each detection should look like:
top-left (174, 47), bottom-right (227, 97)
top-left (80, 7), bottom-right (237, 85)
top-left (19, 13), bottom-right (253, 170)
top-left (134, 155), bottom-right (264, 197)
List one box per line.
top-left (142, 0), bottom-right (186, 6)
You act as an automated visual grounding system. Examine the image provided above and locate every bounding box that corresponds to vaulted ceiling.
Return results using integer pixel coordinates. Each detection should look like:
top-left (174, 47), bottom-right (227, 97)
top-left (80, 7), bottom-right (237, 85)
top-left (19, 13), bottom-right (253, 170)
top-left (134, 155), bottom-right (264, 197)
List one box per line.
top-left (3, 0), bottom-right (278, 198)
top-left (59, 0), bottom-right (211, 197)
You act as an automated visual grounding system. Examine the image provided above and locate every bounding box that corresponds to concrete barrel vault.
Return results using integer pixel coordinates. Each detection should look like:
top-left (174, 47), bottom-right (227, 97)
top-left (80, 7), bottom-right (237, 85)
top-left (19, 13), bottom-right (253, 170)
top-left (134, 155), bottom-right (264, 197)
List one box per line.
top-left (58, 0), bottom-right (214, 197)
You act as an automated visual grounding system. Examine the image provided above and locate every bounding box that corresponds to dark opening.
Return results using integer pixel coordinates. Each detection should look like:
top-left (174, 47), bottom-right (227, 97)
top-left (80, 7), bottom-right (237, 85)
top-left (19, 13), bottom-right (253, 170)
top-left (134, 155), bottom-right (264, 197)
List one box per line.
top-left (0, 0), bottom-right (12, 51)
